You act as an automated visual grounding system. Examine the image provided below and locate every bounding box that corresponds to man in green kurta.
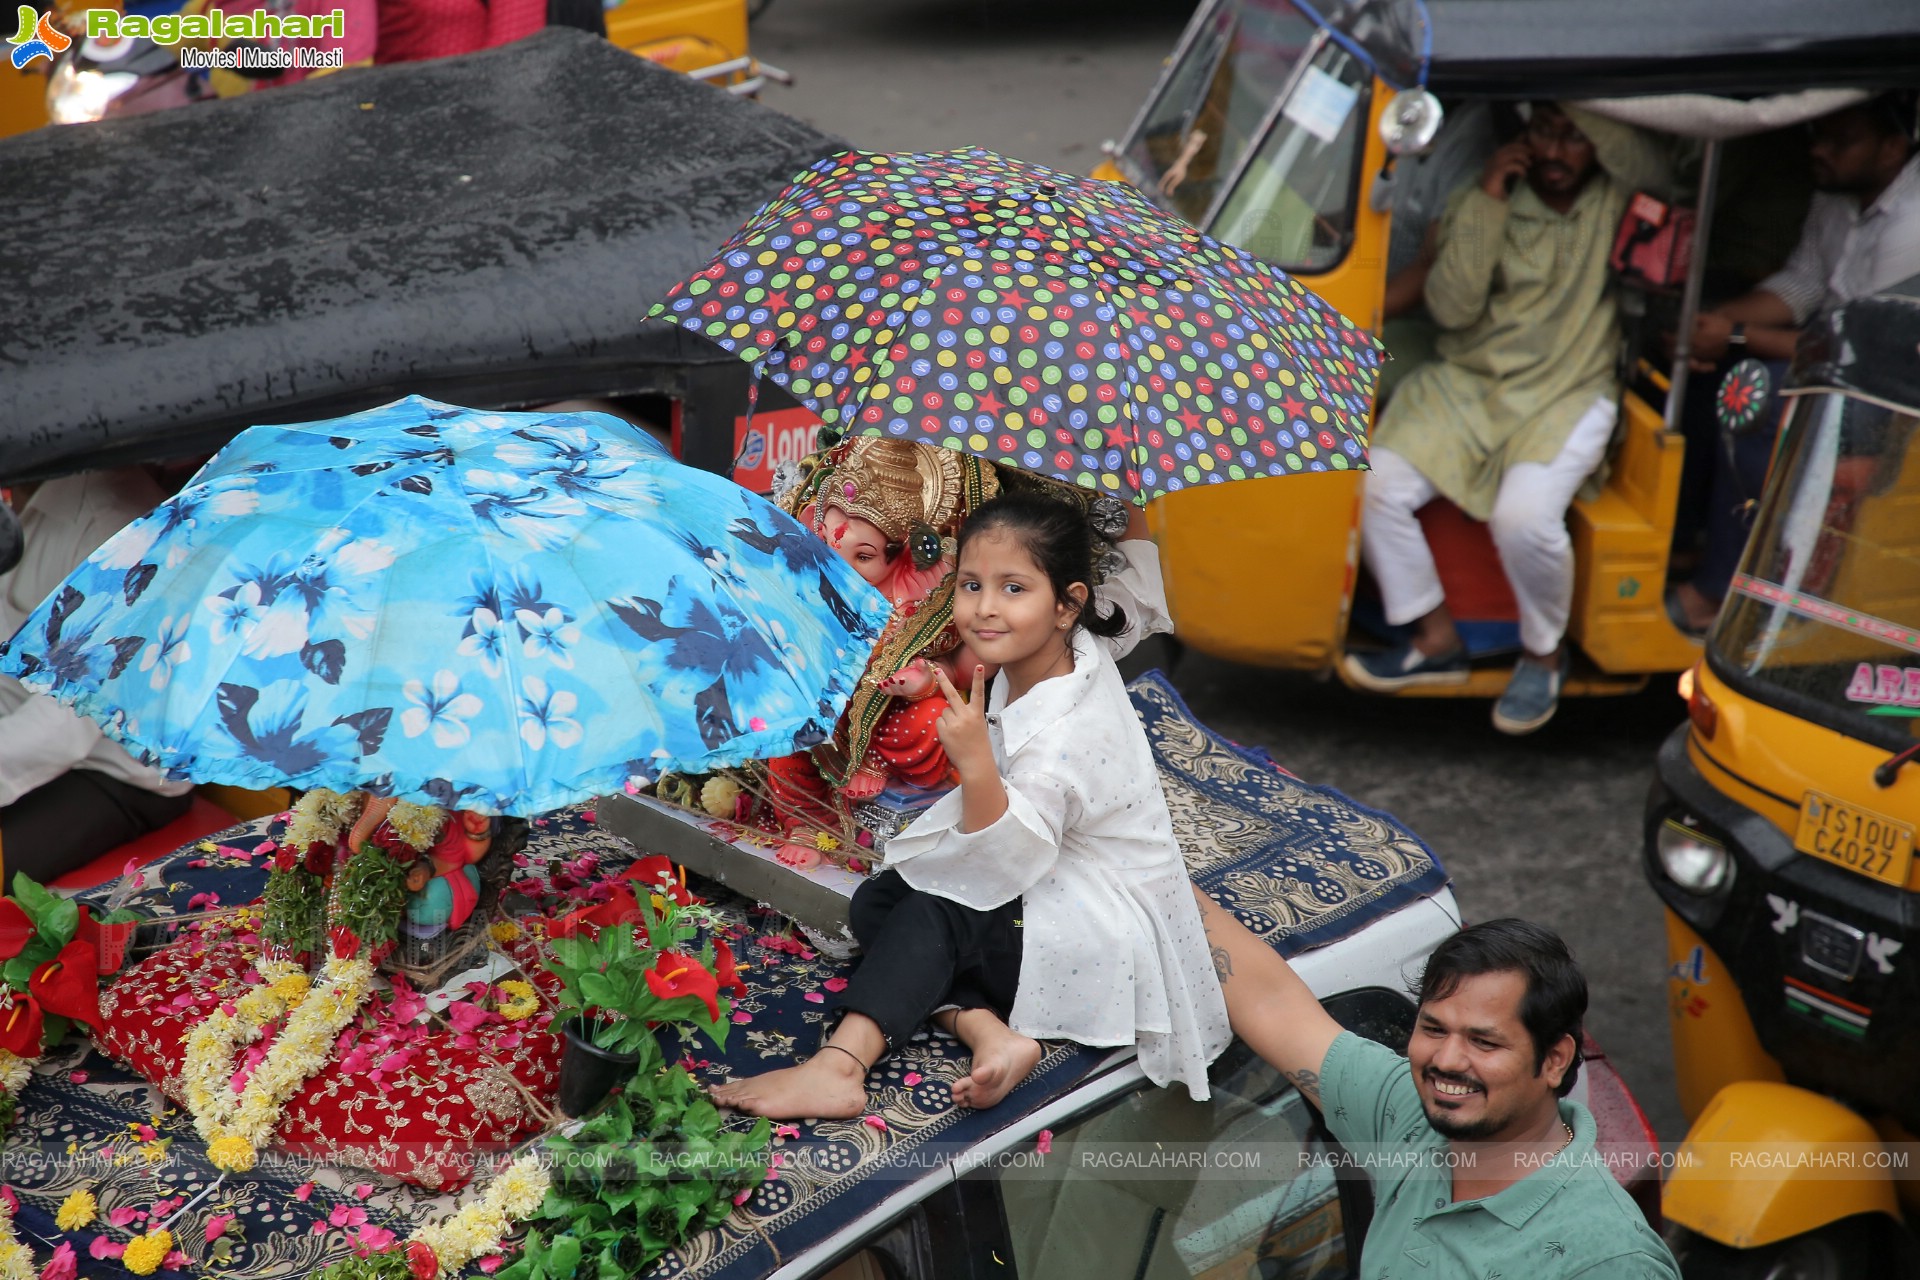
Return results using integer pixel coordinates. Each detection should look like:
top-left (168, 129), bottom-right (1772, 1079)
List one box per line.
top-left (1345, 104), bottom-right (1669, 734)
top-left (1193, 898), bottom-right (1681, 1279)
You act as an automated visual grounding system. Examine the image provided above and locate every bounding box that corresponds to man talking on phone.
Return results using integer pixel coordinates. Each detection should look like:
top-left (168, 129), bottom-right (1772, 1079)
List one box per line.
top-left (1346, 103), bottom-right (1668, 735)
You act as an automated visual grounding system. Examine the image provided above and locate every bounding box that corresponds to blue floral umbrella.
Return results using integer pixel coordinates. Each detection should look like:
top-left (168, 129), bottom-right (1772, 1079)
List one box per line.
top-left (0, 397), bottom-right (892, 815)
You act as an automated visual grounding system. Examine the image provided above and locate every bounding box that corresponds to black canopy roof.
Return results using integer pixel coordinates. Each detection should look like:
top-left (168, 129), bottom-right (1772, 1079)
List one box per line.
top-left (1336, 0), bottom-right (1920, 98)
top-left (0, 28), bottom-right (842, 483)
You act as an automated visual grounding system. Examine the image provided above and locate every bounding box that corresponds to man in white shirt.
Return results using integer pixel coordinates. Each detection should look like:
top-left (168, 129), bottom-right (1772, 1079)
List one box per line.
top-left (0, 472), bottom-right (194, 883)
top-left (1670, 93), bottom-right (1920, 632)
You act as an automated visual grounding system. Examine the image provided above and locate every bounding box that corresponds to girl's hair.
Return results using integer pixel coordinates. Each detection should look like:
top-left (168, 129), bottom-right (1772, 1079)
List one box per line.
top-left (955, 492), bottom-right (1129, 639)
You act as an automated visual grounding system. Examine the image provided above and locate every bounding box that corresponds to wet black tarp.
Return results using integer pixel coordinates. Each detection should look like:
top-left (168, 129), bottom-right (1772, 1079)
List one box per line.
top-left (0, 28), bottom-right (843, 482)
top-left (1344, 0), bottom-right (1920, 98)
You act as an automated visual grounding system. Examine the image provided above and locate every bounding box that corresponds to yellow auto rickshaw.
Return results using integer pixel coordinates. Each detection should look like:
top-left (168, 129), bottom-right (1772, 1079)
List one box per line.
top-left (1647, 284), bottom-right (1920, 1277)
top-left (1093, 0), bottom-right (1918, 703)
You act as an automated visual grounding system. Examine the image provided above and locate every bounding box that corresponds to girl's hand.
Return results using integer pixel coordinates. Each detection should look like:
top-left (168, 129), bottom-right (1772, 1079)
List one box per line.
top-left (930, 664), bottom-right (995, 781)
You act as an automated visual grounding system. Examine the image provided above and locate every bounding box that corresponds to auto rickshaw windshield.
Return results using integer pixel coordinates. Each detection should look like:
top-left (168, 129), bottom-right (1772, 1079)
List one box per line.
top-left (1118, 0), bottom-right (1317, 225)
top-left (1207, 41), bottom-right (1369, 275)
top-left (1711, 390), bottom-right (1920, 753)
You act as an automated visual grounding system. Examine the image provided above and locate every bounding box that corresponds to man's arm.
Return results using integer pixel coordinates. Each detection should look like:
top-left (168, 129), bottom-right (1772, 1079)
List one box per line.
top-left (1193, 886), bottom-right (1344, 1104)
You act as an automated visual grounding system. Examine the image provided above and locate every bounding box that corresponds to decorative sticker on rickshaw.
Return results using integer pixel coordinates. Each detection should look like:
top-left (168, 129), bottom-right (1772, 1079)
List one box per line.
top-left (1715, 358), bottom-right (1773, 434)
top-left (1731, 574), bottom-right (1920, 657)
top-left (1845, 663), bottom-right (1920, 714)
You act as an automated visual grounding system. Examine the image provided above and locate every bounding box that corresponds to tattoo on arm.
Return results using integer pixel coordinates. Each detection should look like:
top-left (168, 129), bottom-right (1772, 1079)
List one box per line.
top-left (1282, 1067), bottom-right (1321, 1104)
top-left (1210, 943), bottom-right (1232, 983)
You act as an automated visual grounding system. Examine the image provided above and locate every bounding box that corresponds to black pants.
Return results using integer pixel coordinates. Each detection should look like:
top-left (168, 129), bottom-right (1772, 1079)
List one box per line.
top-left (837, 869), bottom-right (1024, 1054)
top-left (0, 770), bottom-right (192, 885)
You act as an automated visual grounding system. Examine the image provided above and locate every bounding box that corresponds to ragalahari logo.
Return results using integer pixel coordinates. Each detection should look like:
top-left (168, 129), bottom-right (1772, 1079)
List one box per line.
top-left (9, 6), bottom-right (71, 68)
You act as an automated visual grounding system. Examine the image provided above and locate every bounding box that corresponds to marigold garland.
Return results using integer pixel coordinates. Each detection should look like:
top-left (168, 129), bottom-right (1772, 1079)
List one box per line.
top-left (410, 1152), bottom-right (552, 1272)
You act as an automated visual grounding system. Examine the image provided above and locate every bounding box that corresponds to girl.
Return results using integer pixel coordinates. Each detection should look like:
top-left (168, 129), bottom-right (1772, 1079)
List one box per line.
top-left (712, 493), bottom-right (1230, 1118)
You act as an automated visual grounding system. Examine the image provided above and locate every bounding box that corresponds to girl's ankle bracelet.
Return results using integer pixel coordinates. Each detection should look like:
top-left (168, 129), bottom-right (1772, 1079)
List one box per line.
top-left (817, 1043), bottom-right (873, 1075)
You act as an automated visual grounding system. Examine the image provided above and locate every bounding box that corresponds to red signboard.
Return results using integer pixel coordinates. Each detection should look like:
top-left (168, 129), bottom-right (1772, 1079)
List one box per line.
top-left (731, 406), bottom-right (825, 494)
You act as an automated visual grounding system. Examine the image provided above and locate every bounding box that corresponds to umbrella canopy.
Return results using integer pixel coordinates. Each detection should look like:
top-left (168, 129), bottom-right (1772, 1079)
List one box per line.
top-left (0, 398), bottom-right (892, 815)
top-left (648, 148), bottom-right (1380, 503)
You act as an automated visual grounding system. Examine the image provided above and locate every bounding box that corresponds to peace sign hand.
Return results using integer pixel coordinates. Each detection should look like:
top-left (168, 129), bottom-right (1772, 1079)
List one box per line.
top-left (930, 664), bottom-right (996, 783)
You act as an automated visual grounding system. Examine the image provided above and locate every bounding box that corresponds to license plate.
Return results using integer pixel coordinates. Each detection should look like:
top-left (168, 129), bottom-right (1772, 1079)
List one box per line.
top-left (1795, 791), bottom-right (1916, 887)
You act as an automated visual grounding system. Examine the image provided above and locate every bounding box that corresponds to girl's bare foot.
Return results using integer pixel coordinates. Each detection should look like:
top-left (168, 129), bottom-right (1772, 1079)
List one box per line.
top-left (710, 1049), bottom-right (869, 1119)
top-left (942, 1008), bottom-right (1043, 1110)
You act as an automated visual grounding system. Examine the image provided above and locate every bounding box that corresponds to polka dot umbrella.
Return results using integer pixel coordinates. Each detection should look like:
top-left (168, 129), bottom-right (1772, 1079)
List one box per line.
top-left (647, 147), bottom-right (1382, 502)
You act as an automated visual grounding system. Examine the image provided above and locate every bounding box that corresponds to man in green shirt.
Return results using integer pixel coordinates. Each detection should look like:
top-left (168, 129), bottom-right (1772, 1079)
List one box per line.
top-left (1193, 895), bottom-right (1678, 1278)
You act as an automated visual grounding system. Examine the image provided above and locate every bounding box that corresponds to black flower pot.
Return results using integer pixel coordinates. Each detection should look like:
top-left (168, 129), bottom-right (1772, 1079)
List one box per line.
top-left (558, 1017), bottom-right (641, 1117)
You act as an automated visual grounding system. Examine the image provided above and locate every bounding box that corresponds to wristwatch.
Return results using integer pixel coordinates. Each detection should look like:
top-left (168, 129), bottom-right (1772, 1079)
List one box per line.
top-left (1727, 322), bottom-right (1748, 350)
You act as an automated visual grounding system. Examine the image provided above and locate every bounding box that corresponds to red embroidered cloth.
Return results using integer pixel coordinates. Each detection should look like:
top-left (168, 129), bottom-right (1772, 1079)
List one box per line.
top-left (94, 922), bottom-right (565, 1190)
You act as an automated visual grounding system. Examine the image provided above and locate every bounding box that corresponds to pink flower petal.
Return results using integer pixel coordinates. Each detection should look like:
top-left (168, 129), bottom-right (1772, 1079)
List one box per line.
top-left (732, 1187), bottom-right (752, 1205)
top-left (730, 1011), bottom-right (753, 1024)
top-left (478, 1255), bottom-right (506, 1275)
top-left (252, 841), bottom-right (277, 857)
top-left (903, 1072), bottom-right (922, 1087)
top-left (311, 1220), bottom-right (328, 1235)
top-left (108, 1206), bottom-right (141, 1228)
top-left (354, 1224), bottom-right (397, 1253)
top-left (748, 717), bottom-right (768, 732)
top-left (204, 1213), bottom-right (236, 1244)
top-left (135, 1124), bottom-right (158, 1143)
top-left (185, 859), bottom-right (209, 869)
top-left (163, 1252), bottom-right (189, 1270)
top-left (580, 810), bottom-right (597, 823)
top-left (803, 992), bottom-right (825, 1004)
top-left (1035, 1129), bottom-right (1053, 1155)
top-left (773, 1124), bottom-right (800, 1139)
top-left (67, 1070), bottom-right (87, 1084)
top-left (862, 1115), bottom-right (888, 1132)
top-left (352, 1183), bottom-right (373, 1200)
top-left (39, 1240), bottom-right (77, 1280)
top-left (294, 1182), bottom-right (314, 1202)
top-left (89, 1239), bottom-right (125, 1260)
top-left (822, 977), bottom-right (849, 993)
top-left (0, 1187), bottom-right (16, 1215)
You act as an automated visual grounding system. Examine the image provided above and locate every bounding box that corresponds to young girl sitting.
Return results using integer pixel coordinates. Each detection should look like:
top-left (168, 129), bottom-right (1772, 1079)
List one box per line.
top-left (712, 492), bottom-right (1231, 1118)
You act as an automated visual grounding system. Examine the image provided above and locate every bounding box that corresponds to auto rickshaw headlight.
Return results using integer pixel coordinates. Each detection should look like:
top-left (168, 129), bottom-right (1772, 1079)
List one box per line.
top-left (1657, 817), bottom-right (1731, 894)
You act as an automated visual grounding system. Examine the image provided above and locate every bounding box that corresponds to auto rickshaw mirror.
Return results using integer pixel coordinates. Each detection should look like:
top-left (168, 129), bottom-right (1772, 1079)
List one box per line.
top-left (1378, 86), bottom-right (1443, 154)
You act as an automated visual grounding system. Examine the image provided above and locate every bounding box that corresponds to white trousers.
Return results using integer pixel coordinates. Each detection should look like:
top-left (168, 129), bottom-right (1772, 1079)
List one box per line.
top-left (1361, 395), bottom-right (1617, 656)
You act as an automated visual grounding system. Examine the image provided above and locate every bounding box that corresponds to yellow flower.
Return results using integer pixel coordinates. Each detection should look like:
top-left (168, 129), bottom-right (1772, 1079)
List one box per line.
top-left (489, 920), bottom-right (524, 944)
top-left (55, 1188), bottom-right (96, 1230)
top-left (270, 974), bottom-right (312, 1003)
top-left (496, 981), bottom-right (539, 1021)
top-left (123, 1229), bottom-right (173, 1275)
top-left (700, 775), bottom-right (743, 818)
top-left (207, 1134), bottom-right (257, 1172)
top-left (812, 830), bottom-right (842, 852)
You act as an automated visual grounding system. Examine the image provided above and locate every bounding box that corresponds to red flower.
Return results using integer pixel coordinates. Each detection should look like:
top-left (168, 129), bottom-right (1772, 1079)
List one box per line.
top-left (30, 941), bottom-right (101, 1027)
top-left (0, 994), bottom-right (41, 1056)
top-left (620, 855), bottom-right (700, 905)
top-left (273, 845), bottom-right (299, 874)
top-left (72, 906), bottom-right (101, 961)
top-left (405, 1240), bottom-right (438, 1280)
top-left (0, 901), bottom-right (32, 961)
top-left (329, 927), bottom-right (361, 960)
top-left (645, 951), bottom-right (720, 1023)
top-left (712, 937), bottom-right (745, 997)
top-left (303, 842), bottom-right (333, 875)
top-left (548, 887), bottom-right (649, 941)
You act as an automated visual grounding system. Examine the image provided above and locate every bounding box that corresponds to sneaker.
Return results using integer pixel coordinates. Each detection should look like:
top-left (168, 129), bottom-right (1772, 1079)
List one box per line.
top-left (1342, 642), bottom-right (1470, 692)
top-left (1492, 653), bottom-right (1568, 735)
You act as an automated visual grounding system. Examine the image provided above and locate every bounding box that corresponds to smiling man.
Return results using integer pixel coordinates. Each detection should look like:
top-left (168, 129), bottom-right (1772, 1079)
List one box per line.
top-left (1194, 898), bottom-right (1678, 1277)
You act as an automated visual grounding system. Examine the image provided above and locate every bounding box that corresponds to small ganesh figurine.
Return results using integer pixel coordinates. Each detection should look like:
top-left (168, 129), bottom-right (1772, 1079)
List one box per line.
top-left (763, 438), bottom-right (1000, 865)
top-left (403, 811), bottom-right (495, 938)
